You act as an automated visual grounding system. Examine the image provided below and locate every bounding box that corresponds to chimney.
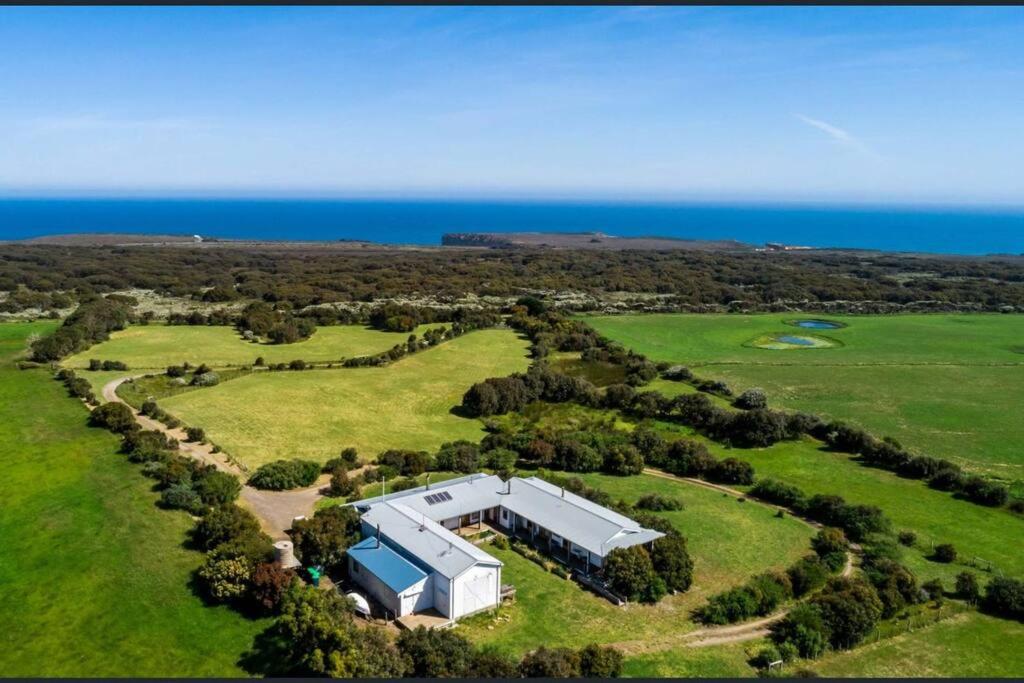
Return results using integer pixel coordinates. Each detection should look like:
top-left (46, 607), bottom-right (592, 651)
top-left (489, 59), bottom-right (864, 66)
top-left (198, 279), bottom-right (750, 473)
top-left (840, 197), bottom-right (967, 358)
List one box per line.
top-left (375, 524), bottom-right (381, 549)
top-left (561, 486), bottom-right (565, 498)
top-left (425, 473), bottom-right (431, 490)
top-left (420, 513), bottom-right (426, 532)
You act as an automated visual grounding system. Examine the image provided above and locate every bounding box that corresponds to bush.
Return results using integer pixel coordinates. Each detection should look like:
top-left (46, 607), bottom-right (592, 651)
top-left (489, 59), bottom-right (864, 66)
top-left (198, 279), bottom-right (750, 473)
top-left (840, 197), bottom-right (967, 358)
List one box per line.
top-left (932, 543), bottom-right (957, 563)
top-left (770, 603), bottom-right (828, 659)
top-left (811, 577), bottom-right (883, 650)
top-left (578, 644), bottom-right (623, 678)
top-left (194, 505), bottom-right (264, 551)
top-left (192, 371), bottom-right (220, 387)
top-left (379, 449), bottom-right (433, 476)
top-left (955, 571), bottom-right (981, 605)
top-left (734, 387), bottom-right (768, 410)
top-left (922, 578), bottom-right (944, 600)
top-left (249, 459), bottom-right (321, 490)
top-left (811, 527), bottom-right (849, 559)
top-left (323, 447), bottom-right (360, 472)
top-left (960, 476), bottom-right (1009, 507)
top-left (897, 530), bottom-right (917, 547)
top-left (708, 457), bottom-right (755, 485)
top-left (519, 646), bottom-right (581, 678)
top-left (194, 469), bottom-right (242, 505)
top-left (750, 644), bottom-right (782, 670)
top-left (328, 468), bottom-right (360, 498)
top-left (750, 478), bottom-right (807, 511)
top-left (650, 534), bottom-right (694, 593)
top-left (433, 441), bottom-right (479, 473)
top-left (397, 626), bottom-right (475, 677)
top-left (636, 493), bottom-right (684, 511)
top-left (89, 402), bottom-right (137, 433)
top-left (197, 555), bottom-right (252, 603)
top-left (185, 426), bottom-right (206, 443)
top-left (159, 483), bottom-right (205, 514)
top-left (787, 556), bottom-right (830, 597)
top-left (981, 576), bottom-right (1024, 620)
top-left (166, 365), bottom-right (187, 378)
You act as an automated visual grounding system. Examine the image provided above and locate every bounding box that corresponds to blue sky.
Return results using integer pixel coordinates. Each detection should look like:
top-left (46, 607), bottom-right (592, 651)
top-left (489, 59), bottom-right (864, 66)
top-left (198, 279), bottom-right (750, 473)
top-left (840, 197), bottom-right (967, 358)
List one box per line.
top-left (1, 6), bottom-right (1022, 204)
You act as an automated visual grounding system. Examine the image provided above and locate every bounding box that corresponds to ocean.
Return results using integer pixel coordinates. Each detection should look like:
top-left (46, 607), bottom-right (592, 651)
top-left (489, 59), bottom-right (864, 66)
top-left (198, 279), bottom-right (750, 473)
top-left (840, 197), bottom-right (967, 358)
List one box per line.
top-left (1, 198), bottom-right (1022, 255)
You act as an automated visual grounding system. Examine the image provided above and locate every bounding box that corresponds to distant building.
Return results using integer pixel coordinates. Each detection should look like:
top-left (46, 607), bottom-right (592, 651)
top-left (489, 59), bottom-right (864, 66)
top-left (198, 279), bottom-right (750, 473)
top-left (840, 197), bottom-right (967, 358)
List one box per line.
top-left (346, 473), bottom-right (663, 622)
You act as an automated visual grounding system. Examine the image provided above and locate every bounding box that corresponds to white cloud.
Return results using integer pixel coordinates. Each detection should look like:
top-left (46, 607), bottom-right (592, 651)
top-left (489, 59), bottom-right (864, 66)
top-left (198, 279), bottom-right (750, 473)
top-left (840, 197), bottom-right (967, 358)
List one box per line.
top-left (794, 113), bottom-right (881, 161)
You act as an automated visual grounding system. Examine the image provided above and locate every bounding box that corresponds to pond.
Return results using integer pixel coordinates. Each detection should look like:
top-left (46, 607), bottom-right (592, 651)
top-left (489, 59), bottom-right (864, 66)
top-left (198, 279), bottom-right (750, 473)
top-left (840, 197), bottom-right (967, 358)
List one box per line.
top-left (777, 335), bottom-right (816, 346)
top-left (792, 319), bottom-right (843, 330)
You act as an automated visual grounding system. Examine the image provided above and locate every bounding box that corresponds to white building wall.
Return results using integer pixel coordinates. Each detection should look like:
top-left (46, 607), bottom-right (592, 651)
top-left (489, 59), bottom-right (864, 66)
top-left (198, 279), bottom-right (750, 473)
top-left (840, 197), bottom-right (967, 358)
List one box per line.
top-left (433, 576), bottom-right (453, 617)
top-left (348, 556), bottom-right (432, 618)
top-left (451, 564), bottom-right (500, 618)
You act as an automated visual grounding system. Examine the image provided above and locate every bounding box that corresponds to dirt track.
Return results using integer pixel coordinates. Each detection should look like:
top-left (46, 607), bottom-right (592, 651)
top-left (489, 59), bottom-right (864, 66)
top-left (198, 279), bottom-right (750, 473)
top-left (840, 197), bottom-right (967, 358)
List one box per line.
top-left (101, 376), bottom-right (328, 539)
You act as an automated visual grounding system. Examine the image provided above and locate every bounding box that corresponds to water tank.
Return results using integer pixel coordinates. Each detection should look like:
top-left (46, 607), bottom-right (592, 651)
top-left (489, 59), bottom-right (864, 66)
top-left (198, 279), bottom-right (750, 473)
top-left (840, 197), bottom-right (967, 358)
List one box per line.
top-left (274, 540), bottom-right (300, 568)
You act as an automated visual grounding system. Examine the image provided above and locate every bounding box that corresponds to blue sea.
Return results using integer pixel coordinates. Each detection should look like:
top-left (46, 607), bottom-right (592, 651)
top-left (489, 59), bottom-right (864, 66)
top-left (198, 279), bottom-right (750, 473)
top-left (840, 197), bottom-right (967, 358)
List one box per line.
top-left (1, 198), bottom-right (1022, 255)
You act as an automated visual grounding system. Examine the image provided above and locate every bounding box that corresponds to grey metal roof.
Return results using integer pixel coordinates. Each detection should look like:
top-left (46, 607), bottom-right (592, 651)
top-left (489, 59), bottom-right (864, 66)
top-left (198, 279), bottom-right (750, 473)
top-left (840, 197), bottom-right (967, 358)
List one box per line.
top-left (361, 502), bottom-right (501, 580)
top-left (390, 474), bottom-right (507, 522)
top-left (500, 477), bottom-right (665, 557)
top-left (348, 472), bottom-right (495, 513)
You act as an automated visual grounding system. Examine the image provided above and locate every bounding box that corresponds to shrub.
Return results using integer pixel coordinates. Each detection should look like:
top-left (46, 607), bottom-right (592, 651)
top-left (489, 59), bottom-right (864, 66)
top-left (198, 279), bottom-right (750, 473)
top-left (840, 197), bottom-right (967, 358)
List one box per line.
top-left (328, 468), bottom-right (360, 498)
top-left (288, 505), bottom-right (362, 572)
top-left (922, 578), bottom-right (944, 600)
top-left (750, 644), bottom-right (782, 670)
top-left (811, 527), bottom-right (849, 559)
top-left (249, 459), bottom-right (321, 490)
top-left (194, 504), bottom-right (264, 551)
top-left (981, 576), bottom-right (1024, 620)
top-left (960, 476), bottom-right (1009, 507)
top-left (191, 371), bottom-right (220, 387)
top-left (636, 493), bottom-right (684, 512)
top-left (650, 534), bottom-right (694, 593)
top-left (194, 469), bottom-right (242, 505)
top-left (750, 478), bottom-right (807, 511)
top-left (185, 426), bottom-right (206, 443)
top-left (955, 571), bottom-right (981, 605)
top-left (707, 457), bottom-right (755, 485)
top-left (932, 543), bottom-right (957, 563)
top-left (433, 441), bottom-right (479, 473)
top-left (787, 556), bottom-right (830, 597)
top-left (897, 530), bottom-right (917, 547)
top-left (770, 603), bottom-right (828, 659)
top-left (197, 555), bottom-right (252, 603)
top-left (397, 626), bottom-right (475, 678)
top-left (734, 387), bottom-right (768, 410)
top-left (89, 402), bottom-right (137, 433)
top-left (166, 365), bottom-right (187, 378)
top-left (323, 447), bottom-right (360, 472)
top-left (159, 483), bottom-right (205, 514)
top-left (811, 577), bottom-right (883, 650)
top-left (578, 644), bottom-right (623, 678)
top-left (519, 646), bottom-right (581, 678)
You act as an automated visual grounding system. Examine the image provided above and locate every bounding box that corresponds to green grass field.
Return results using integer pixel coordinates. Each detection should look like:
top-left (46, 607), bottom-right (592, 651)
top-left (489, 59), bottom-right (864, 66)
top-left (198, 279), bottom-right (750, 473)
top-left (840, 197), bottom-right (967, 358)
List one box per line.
top-left (0, 322), bottom-right (266, 676)
top-left (65, 322), bottom-right (447, 369)
top-left (622, 644), bottom-right (754, 678)
top-left (585, 313), bottom-right (1024, 477)
top-left (813, 611), bottom-right (1024, 677)
top-left (459, 471), bottom-right (813, 656)
top-left (159, 329), bottom-right (531, 467)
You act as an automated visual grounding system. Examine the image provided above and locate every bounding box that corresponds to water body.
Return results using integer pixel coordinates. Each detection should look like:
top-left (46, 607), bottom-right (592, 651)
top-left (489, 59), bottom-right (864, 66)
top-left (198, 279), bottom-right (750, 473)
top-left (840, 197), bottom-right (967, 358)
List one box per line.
top-left (793, 320), bottom-right (843, 330)
top-left (778, 336), bottom-right (816, 346)
top-left (1, 198), bottom-right (1022, 255)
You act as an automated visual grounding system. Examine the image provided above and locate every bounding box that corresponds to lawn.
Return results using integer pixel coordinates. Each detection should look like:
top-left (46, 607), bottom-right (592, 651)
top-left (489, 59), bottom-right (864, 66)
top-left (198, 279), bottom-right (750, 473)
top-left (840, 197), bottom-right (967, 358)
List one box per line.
top-left (458, 471), bottom-right (814, 656)
top-left (159, 329), bottom-right (531, 467)
top-left (65, 322), bottom-right (447, 369)
top-left (585, 313), bottom-right (1024, 478)
top-left (0, 322), bottom-right (266, 677)
top-left (813, 611), bottom-right (1024, 677)
top-left (622, 644), bottom-right (755, 678)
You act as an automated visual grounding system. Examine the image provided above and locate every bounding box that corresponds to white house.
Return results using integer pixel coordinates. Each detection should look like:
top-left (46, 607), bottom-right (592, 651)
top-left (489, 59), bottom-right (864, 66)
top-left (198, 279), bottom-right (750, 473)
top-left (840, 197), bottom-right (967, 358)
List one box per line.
top-left (346, 472), bottom-right (663, 621)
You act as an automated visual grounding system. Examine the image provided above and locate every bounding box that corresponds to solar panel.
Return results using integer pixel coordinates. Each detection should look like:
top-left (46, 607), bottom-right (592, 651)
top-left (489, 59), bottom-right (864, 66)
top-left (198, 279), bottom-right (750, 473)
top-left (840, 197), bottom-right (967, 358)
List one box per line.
top-left (424, 490), bottom-right (453, 505)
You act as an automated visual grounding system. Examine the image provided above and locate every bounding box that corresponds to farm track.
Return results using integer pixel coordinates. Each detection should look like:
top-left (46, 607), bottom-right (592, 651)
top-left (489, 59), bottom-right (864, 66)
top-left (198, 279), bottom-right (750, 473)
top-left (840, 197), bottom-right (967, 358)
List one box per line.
top-left (615, 468), bottom-right (856, 652)
top-left (100, 376), bottom-right (327, 540)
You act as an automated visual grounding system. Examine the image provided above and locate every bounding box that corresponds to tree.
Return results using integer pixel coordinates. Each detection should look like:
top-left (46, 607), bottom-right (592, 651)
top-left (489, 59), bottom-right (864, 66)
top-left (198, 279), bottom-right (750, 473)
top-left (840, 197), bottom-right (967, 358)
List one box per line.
top-left (663, 439), bottom-right (715, 478)
top-left (955, 571), bottom-right (980, 605)
top-left (787, 556), bottom-right (830, 597)
top-left (636, 493), bottom-right (684, 512)
top-left (604, 546), bottom-right (657, 603)
top-left (579, 644), bottom-right (623, 678)
top-left (159, 483), bottom-right (204, 514)
top-left (288, 506), bottom-right (362, 572)
top-left (185, 426), bottom-right (205, 443)
top-left (89, 402), bottom-right (137, 433)
top-left (812, 577), bottom-right (883, 650)
top-left (519, 647), bottom-right (582, 678)
top-left (328, 468), bottom-right (359, 498)
top-left (770, 603), bottom-right (829, 659)
top-left (275, 583), bottom-right (407, 677)
top-left (397, 626), bottom-right (474, 677)
top-left (194, 504), bottom-right (263, 551)
top-left (649, 534), bottom-right (693, 593)
top-left (708, 457), bottom-right (755, 485)
top-left (602, 443), bottom-right (644, 476)
top-left (434, 441), bottom-right (480, 473)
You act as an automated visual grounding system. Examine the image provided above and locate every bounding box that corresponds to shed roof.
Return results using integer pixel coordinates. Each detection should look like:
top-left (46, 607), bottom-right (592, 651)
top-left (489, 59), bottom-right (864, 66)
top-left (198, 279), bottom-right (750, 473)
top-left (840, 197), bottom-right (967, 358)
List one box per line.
top-left (347, 536), bottom-right (427, 593)
top-left (362, 502), bottom-right (502, 580)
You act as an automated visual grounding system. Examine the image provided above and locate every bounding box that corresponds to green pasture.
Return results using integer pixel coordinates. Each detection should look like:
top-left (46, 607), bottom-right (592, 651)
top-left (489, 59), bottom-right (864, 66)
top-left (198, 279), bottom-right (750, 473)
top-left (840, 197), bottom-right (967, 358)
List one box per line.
top-left (585, 313), bottom-right (1024, 477)
top-left (622, 644), bottom-right (754, 678)
top-left (0, 322), bottom-right (265, 677)
top-left (65, 322), bottom-right (446, 369)
top-left (814, 611), bottom-right (1024, 677)
top-left (459, 471), bottom-right (813, 655)
top-left (159, 329), bottom-right (531, 467)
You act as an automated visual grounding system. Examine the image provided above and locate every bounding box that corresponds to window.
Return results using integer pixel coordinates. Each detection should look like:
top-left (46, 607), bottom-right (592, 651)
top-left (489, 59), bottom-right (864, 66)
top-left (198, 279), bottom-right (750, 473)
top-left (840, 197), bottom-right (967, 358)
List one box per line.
top-left (423, 491), bottom-right (453, 505)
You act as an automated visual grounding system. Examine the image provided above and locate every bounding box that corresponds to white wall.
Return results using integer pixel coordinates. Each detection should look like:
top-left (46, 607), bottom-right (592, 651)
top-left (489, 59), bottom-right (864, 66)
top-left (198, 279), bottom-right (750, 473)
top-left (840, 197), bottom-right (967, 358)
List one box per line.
top-left (452, 564), bottom-right (499, 619)
top-left (348, 555), bottom-right (431, 617)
